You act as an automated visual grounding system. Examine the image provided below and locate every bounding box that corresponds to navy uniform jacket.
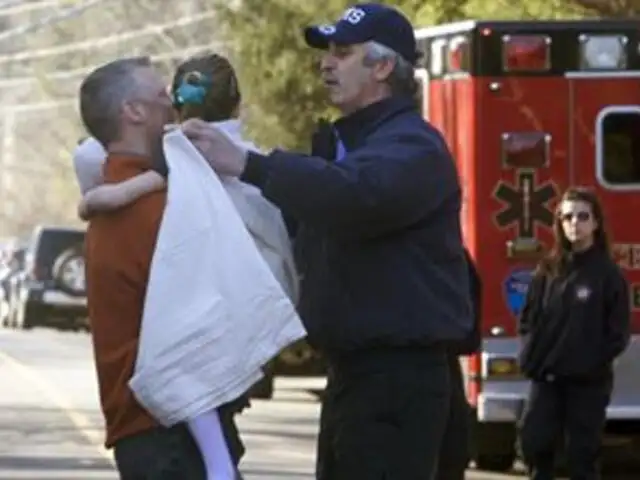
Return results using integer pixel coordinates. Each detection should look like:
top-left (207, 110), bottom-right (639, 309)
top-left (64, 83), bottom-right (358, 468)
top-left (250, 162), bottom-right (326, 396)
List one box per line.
top-left (241, 96), bottom-right (473, 359)
top-left (519, 246), bottom-right (630, 381)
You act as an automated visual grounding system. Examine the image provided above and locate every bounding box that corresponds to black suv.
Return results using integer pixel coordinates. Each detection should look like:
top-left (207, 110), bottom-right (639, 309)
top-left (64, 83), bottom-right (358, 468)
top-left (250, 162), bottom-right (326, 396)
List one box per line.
top-left (9, 225), bottom-right (86, 330)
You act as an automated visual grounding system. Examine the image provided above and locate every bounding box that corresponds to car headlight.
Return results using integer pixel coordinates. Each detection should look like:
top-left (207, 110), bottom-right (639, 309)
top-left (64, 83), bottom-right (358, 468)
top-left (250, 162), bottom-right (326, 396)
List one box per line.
top-left (580, 34), bottom-right (627, 70)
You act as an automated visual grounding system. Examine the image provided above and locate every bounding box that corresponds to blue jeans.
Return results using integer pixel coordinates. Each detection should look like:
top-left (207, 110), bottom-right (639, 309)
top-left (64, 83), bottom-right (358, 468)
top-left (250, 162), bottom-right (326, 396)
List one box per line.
top-left (114, 400), bottom-right (246, 479)
top-left (114, 423), bottom-right (207, 479)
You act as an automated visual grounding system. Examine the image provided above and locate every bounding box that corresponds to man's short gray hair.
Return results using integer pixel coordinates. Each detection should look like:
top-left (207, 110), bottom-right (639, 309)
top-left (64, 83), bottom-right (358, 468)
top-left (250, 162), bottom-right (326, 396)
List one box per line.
top-left (79, 56), bottom-right (151, 148)
top-left (363, 41), bottom-right (417, 99)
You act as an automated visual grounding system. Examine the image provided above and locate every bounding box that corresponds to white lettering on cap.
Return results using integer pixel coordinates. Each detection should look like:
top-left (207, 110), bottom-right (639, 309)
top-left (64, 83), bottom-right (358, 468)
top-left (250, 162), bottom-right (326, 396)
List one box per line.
top-left (318, 24), bottom-right (336, 34)
top-left (342, 7), bottom-right (366, 25)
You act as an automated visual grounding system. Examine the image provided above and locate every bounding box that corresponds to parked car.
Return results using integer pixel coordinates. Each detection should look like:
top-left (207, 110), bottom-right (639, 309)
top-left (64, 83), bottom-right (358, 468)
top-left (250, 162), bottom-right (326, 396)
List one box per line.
top-left (8, 225), bottom-right (86, 330)
top-left (1, 246), bottom-right (26, 328)
top-left (247, 339), bottom-right (327, 400)
top-left (0, 281), bottom-right (8, 325)
top-left (274, 339), bottom-right (326, 376)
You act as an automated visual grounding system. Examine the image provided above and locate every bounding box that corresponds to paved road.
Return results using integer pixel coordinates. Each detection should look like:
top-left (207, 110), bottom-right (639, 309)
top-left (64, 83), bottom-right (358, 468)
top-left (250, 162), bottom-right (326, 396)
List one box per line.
top-left (0, 328), bottom-right (635, 479)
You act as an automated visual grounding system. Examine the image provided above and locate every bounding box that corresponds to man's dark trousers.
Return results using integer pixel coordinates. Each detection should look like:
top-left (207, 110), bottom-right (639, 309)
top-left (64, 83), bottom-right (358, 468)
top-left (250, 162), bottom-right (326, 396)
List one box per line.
top-left (316, 348), bottom-right (450, 480)
top-left (435, 354), bottom-right (471, 480)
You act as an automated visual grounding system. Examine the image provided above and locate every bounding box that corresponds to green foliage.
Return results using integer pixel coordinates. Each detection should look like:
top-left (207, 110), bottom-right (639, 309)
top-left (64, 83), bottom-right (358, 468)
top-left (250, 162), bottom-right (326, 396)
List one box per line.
top-left (213, 0), bottom-right (630, 151)
top-left (570, 0), bottom-right (640, 17)
top-left (464, 0), bottom-right (586, 20)
top-left (213, 0), bottom-right (341, 151)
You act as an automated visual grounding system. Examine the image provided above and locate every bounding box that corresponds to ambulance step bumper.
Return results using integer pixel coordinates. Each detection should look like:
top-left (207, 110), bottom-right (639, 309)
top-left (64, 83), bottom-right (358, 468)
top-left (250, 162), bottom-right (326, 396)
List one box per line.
top-left (606, 405), bottom-right (640, 420)
top-left (477, 392), bottom-right (525, 422)
top-left (477, 394), bottom-right (640, 423)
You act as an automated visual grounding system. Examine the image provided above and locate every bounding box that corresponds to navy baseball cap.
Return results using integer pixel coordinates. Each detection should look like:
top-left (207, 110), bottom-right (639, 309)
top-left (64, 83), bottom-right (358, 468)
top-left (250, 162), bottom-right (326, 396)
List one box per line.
top-left (304, 3), bottom-right (419, 65)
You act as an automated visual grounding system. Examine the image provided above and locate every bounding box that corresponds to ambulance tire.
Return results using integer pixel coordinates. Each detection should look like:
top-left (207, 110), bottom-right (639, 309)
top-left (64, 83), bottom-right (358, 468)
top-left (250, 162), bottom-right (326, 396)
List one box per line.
top-left (475, 453), bottom-right (516, 472)
top-left (471, 418), bottom-right (516, 472)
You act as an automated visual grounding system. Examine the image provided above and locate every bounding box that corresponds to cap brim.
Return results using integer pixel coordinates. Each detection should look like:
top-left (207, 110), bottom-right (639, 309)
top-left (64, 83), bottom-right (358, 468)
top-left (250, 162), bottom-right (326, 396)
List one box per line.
top-left (303, 26), bottom-right (332, 50)
top-left (304, 24), bottom-right (361, 50)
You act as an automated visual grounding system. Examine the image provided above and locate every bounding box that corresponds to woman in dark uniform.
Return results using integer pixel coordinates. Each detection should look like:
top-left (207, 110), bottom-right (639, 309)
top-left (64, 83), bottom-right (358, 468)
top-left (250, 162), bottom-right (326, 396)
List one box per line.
top-left (518, 187), bottom-right (630, 480)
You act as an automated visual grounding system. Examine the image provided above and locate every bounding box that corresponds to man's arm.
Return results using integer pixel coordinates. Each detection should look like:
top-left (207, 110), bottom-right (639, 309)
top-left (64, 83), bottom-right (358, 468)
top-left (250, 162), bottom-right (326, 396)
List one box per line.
top-left (241, 133), bottom-right (459, 238)
top-left (462, 249), bottom-right (482, 353)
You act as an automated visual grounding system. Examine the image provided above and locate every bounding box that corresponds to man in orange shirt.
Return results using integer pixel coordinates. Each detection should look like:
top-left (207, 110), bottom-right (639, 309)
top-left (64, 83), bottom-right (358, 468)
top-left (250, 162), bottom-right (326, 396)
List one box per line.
top-left (78, 57), bottom-right (209, 479)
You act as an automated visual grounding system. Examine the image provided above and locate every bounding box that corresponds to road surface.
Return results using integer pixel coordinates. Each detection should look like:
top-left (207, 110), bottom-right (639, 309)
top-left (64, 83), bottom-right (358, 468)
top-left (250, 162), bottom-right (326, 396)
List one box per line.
top-left (0, 328), bottom-right (635, 479)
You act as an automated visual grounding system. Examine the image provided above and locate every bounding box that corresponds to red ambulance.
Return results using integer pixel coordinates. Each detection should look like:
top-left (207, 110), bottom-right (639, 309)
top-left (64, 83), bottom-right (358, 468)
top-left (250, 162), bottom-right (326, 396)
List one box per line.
top-left (415, 19), bottom-right (640, 471)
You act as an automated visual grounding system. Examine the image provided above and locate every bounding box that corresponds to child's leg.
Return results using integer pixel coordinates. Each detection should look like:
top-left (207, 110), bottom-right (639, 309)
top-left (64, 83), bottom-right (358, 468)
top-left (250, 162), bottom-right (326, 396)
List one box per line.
top-left (187, 409), bottom-right (236, 480)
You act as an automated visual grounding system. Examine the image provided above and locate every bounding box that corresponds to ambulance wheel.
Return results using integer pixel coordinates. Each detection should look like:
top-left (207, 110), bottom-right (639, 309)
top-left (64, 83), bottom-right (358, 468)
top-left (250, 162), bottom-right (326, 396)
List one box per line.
top-left (472, 419), bottom-right (516, 472)
top-left (475, 453), bottom-right (515, 472)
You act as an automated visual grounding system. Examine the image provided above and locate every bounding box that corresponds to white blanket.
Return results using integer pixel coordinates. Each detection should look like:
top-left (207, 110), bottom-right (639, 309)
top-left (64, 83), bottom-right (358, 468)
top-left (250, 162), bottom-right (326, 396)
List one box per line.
top-left (216, 121), bottom-right (299, 303)
top-left (129, 125), bottom-right (306, 426)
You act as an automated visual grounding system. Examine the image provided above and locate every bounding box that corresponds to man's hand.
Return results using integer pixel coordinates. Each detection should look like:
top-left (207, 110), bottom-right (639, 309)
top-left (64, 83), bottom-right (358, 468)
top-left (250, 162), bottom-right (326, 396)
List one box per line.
top-left (177, 119), bottom-right (248, 177)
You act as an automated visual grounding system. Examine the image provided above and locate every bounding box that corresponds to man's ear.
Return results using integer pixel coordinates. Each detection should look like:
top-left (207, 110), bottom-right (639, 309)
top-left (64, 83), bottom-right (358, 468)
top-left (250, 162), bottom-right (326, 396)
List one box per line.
top-left (371, 57), bottom-right (395, 82)
top-left (122, 100), bottom-right (145, 124)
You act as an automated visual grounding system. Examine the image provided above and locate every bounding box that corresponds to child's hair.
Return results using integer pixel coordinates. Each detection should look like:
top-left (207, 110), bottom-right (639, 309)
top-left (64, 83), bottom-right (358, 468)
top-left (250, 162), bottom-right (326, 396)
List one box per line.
top-left (171, 53), bottom-right (241, 123)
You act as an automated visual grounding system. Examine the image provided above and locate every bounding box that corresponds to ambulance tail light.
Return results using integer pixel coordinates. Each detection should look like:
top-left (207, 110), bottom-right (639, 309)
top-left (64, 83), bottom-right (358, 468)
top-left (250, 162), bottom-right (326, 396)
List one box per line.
top-left (502, 34), bottom-right (551, 72)
top-left (466, 354), bottom-right (481, 407)
top-left (502, 132), bottom-right (550, 169)
top-left (579, 34), bottom-right (627, 70)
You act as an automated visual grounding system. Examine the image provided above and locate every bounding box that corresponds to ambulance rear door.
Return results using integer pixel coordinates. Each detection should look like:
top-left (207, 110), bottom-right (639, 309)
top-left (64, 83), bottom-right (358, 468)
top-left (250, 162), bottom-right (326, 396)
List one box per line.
top-left (476, 23), bottom-right (569, 338)
top-left (567, 23), bottom-right (640, 421)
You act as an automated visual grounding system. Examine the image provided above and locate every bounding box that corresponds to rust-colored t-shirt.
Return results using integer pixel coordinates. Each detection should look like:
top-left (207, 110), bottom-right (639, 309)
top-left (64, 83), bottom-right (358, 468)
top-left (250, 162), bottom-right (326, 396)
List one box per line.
top-left (85, 154), bottom-right (166, 448)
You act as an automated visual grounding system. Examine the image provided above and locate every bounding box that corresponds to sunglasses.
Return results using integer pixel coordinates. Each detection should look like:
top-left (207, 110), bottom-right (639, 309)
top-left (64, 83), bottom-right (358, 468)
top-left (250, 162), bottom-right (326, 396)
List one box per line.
top-left (560, 211), bottom-right (591, 222)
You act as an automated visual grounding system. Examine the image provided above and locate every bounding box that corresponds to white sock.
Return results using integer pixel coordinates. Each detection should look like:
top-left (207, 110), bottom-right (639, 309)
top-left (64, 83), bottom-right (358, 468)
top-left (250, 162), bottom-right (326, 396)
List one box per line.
top-left (187, 409), bottom-right (236, 480)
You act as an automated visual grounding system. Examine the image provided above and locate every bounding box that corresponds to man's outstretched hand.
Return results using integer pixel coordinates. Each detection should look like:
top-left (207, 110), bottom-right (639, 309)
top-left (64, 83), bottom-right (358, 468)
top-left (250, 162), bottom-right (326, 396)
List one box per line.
top-left (170, 119), bottom-right (248, 177)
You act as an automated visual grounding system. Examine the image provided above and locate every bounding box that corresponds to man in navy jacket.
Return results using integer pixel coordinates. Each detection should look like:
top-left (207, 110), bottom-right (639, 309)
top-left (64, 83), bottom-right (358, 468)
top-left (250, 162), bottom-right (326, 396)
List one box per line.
top-left (436, 249), bottom-right (482, 480)
top-left (179, 3), bottom-right (473, 479)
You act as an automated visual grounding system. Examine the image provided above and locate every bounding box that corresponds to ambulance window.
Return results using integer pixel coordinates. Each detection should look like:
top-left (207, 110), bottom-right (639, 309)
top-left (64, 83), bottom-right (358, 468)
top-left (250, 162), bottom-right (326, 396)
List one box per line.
top-left (598, 109), bottom-right (640, 188)
top-left (448, 36), bottom-right (470, 73)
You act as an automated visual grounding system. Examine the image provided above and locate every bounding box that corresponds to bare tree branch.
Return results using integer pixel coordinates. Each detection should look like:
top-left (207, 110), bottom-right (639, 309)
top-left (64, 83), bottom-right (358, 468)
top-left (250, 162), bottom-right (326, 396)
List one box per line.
top-left (0, 0), bottom-right (218, 237)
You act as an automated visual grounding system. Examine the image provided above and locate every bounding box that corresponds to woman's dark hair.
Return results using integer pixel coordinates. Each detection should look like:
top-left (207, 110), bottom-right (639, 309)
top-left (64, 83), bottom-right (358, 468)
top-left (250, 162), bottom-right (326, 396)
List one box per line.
top-left (538, 187), bottom-right (611, 276)
top-left (171, 53), bottom-right (241, 123)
